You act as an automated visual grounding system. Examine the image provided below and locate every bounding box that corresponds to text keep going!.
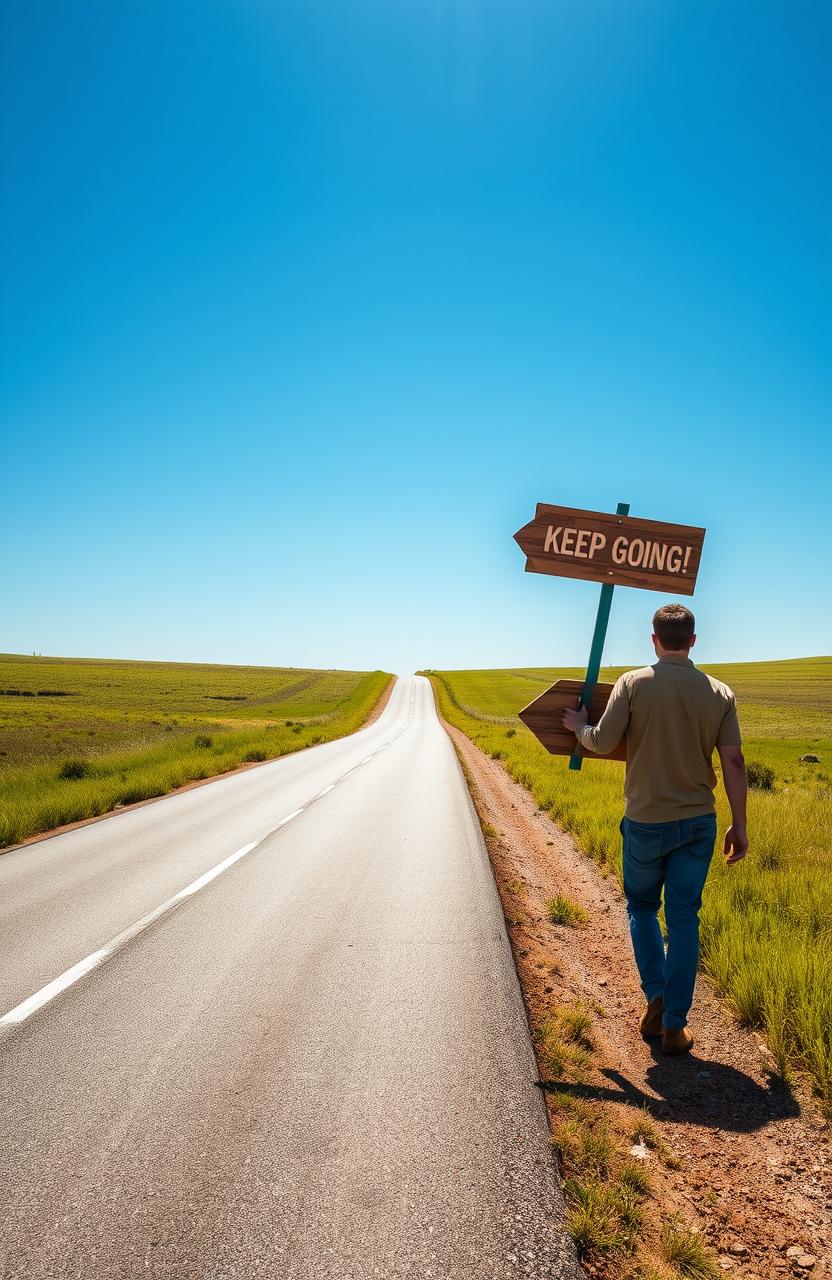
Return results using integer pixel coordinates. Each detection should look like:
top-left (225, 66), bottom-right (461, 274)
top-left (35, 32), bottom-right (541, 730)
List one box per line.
top-left (544, 525), bottom-right (693, 574)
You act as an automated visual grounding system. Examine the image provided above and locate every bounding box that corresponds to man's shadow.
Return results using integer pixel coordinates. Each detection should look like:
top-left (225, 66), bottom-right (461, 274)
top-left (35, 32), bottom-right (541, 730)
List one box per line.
top-left (537, 1049), bottom-right (799, 1132)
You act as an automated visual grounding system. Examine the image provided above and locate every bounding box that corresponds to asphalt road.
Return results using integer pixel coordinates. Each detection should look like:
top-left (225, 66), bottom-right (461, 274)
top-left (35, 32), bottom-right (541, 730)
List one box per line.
top-left (0, 675), bottom-right (578, 1279)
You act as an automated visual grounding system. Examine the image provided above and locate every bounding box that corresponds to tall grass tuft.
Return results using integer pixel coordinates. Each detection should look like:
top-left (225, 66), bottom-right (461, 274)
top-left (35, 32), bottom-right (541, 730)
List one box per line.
top-left (660, 1219), bottom-right (720, 1279)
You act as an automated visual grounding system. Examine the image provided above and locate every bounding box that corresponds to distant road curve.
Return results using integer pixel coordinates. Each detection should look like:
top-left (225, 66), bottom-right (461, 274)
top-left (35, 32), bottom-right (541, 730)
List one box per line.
top-left (0, 675), bottom-right (578, 1279)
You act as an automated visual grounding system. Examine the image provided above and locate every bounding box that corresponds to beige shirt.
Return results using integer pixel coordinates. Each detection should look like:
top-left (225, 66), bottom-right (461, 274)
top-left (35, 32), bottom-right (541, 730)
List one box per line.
top-left (575, 654), bottom-right (742, 823)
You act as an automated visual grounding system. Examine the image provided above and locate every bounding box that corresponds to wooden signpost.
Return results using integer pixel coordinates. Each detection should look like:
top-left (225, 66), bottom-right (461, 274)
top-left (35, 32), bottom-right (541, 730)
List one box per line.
top-left (513, 503), bottom-right (706, 770)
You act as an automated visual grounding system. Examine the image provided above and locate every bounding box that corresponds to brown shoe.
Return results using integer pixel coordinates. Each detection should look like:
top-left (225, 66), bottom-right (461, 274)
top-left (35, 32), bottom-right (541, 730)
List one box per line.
top-left (639, 996), bottom-right (664, 1038)
top-left (661, 1026), bottom-right (694, 1055)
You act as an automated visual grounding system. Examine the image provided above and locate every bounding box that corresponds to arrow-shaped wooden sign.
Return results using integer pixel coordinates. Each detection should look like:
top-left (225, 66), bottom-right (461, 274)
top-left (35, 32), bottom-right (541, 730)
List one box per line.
top-left (518, 679), bottom-right (627, 761)
top-left (514, 503), bottom-right (705, 596)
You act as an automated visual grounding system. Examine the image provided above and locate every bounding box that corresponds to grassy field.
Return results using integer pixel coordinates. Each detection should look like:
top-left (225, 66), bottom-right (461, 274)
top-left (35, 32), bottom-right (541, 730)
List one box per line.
top-left (0, 654), bottom-right (392, 849)
top-left (425, 657), bottom-right (832, 1111)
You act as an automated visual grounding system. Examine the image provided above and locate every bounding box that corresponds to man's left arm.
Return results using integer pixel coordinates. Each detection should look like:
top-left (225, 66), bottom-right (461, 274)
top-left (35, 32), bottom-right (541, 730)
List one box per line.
top-left (562, 675), bottom-right (630, 756)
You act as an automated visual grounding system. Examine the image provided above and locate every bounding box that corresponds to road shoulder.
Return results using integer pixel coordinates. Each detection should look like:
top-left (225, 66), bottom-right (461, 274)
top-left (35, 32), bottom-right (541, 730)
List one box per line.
top-left (437, 703), bottom-right (831, 1280)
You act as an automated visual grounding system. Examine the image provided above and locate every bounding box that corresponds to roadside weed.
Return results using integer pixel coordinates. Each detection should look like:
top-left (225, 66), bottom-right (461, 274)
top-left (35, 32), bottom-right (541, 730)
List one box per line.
top-left (546, 894), bottom-right (589, 927)
top-left (660, 1218), bottom-right (720, 1279)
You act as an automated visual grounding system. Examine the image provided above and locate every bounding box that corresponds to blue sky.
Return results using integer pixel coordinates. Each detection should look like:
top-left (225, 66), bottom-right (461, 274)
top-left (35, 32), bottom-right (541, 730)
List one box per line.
top-left (2, 1), bottom-right (829, 675)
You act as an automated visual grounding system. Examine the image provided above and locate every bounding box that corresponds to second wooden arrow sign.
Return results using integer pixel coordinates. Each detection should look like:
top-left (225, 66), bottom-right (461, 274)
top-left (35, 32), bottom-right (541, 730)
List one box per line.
top-left (518, 678), bottom-right (627, 761)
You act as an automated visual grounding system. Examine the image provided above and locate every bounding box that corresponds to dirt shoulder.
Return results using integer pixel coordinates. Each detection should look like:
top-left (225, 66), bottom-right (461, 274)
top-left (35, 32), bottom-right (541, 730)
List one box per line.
top-left (362, 672), bottom-right (396, 725)
top-left (441, 713), bottom-right (831, 1279)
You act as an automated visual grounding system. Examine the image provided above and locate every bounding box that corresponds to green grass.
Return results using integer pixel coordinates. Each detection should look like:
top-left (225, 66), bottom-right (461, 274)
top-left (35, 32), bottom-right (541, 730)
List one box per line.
top-left (538, 1000), bottom-right (598, 1078)
top-left (618, 1160), bottom-right (651, 1197)
top-left (550, 1085), bottom-right (647, 1264)
top-left (659, 1219), bottom-right (720, 1279)
top-left (0, 654), bottom-right (392, 848)
top-left (546, 894), bottom-right (590, 927)
top-left (425, 657), bottom-right (832, 1111)
top-left (549, 1064), bottom-right (650, 1263)
top-left (566, 1178), bottom-right (642, 1257)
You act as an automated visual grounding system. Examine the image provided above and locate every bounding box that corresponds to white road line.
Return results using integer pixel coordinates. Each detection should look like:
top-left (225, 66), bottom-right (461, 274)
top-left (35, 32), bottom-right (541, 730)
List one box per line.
top-left (0, 679), bottom-right (419, 1032)
top-left (173, 842), bottom-right (257, 900)
top-left (0, 950), bottom-right (108, 1025)
top-left (0, 841), bottom-right (257, 1026)
top-left (275, 808), bottom-right (304, 828)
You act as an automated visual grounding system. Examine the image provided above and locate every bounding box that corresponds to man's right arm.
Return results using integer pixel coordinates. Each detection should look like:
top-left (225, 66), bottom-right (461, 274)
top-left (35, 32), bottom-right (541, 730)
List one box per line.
top-left (572, 674), bottom-right (630, 756)
top-left (718, 744), bottom-right (748, 864)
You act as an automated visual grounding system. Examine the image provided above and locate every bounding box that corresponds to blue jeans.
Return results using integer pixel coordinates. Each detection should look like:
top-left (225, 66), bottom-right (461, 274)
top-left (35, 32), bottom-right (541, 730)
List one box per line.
top-left (620, 812), bottom-right (717, 1030)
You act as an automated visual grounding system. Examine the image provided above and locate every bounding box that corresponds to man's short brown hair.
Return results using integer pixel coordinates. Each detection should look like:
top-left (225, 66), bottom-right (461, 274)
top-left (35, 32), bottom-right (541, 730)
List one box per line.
top-left (652, 603), bottom-right (695, 650)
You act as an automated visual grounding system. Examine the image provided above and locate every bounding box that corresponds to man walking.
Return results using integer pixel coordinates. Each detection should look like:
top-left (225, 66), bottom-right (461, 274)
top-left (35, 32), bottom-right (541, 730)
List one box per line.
top-left (562, 604), bottom-right (748, 1055)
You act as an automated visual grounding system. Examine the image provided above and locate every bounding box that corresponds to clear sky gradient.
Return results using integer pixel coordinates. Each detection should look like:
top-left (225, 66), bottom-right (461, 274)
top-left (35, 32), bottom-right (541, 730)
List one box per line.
top-left (2, 2), bottom-right (830, 675)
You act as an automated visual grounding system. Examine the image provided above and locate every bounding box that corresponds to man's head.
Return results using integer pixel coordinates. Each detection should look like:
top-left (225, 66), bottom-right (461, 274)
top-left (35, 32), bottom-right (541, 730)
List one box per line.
top-left (652, 603), bottom-right (696, 656)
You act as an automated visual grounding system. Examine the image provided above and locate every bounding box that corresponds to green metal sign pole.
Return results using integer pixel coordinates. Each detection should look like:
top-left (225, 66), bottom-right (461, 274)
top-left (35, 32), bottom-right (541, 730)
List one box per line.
top-left (568, 501), bottom-right (631, 771)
